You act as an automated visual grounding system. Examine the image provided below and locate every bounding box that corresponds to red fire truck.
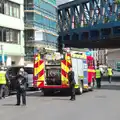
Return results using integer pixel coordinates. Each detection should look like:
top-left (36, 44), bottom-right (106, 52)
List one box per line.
top-left (33, 50), bottom-right (95, 95)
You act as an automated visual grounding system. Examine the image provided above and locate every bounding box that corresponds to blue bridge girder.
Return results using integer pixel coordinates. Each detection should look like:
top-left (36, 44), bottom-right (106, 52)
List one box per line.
top-left (57, 0), bottom-right (120, 48)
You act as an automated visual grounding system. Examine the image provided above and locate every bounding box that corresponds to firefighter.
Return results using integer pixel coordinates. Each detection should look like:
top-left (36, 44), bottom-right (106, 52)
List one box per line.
top-left (15, 68), bottom-right (28, 106)
top-left (95, 66), bottom-right (102, 88)
top-left (0, 67), bottom-right (6, 99)
top-left (107, 67), bottom-right (113, 83)
top-left (68, 65), bottom-right (76, 101)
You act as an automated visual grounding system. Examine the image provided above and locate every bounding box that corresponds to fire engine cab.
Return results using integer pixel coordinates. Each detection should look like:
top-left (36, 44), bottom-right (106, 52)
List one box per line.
top-left (33, 50), bottom-right (95, 95)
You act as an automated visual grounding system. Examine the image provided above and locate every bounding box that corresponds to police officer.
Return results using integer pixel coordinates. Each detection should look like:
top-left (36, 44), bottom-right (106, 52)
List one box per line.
top-left (68, 66), bottom-right (76, 101)
top-left (15, 68), bottom-right (28, 106)
top-left (0, 67), bottom-right (6, 99)
top-left (107, 67), bottom-right (113, 83)
top-left (95, 66), bottom-right (102, 88)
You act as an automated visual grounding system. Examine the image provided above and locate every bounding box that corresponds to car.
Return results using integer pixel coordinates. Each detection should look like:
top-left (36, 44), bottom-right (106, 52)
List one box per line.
top-left (24, 66), bottom-right (38, 90)
top-left (6, 65), bottom-right (37, 95)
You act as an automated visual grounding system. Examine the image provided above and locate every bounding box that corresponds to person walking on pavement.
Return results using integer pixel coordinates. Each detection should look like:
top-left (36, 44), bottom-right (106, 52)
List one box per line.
top-left (68, 66), bottom-right (76, 101)
top-left (15, 68), bottom-right (28, 106)
top-left (0, 67), bottom-right (7, 99)
top-left (107, 67), bottom-right (113, 83)
top-left (95, 66), bottom-right (102, 88)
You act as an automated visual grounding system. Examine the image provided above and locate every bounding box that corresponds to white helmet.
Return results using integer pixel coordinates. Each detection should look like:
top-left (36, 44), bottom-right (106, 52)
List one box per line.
top-left (19, 68), bottom-right (24, 72)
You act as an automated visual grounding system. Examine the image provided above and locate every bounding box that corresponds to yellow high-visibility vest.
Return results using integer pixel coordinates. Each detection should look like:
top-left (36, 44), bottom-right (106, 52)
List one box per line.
top-left (108, 68), bottom-right (112, 76)
top-left (0, 71), bottom-right (6, 84)
top-left (95, 69), bottom-right (101, 78)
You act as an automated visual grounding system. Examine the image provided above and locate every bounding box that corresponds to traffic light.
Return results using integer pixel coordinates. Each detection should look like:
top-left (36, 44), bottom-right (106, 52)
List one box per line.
top-left (57, 36), bottom-right (63, 53)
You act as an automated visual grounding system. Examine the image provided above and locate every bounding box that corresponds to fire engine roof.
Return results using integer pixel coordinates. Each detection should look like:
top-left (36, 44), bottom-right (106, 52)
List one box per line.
top-left (72, 53), bottom-right (86, 59)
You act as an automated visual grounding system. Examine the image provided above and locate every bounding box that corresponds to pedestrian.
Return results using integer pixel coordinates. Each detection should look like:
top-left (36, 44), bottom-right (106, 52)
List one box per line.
top-left (0, 67), bottom-right (7, 99)
top-left (95, 66), bottom-right (102, 88)
top-left (107, 67), bottom-right (113, 83)
top-left (15, 68), bottom-right (28, 106)
top-left (68, 65), bottom-right (76, 101)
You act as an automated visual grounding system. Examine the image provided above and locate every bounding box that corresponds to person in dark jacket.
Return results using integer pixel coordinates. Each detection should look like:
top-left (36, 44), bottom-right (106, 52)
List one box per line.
top-left (68, 66), bottom-right (76, 101)
top-left (15, 68), bottom-right (28, 106)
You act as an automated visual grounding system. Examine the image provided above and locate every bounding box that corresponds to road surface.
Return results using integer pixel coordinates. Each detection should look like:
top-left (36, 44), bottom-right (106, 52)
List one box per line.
top-left (102, 71), bottom-right (120, 81)
top-left (0, 81), bottom-right (120, 120)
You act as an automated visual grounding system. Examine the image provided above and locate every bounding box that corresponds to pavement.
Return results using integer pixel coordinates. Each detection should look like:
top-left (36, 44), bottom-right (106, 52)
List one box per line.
top-left (0, 81), bottom-right (120, 120)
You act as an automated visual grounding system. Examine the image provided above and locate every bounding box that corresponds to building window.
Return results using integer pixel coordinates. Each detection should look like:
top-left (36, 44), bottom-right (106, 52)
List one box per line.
top-left (9, 2), bottom-right (13, 16)
top-left (0, 1), bottom-right (4, 14)
top-left (0, 27), bottom-right (20, 44)
top-left (25, 46), bottom-right (34, 61)
top-left (25, 0), bottom-right (33, 5)
top-left (0, 28), bottom-right (2, 42)
top-left (2, 1), bottom-right (20, 18)
top-left (25, 30), bottom-right (34, 42)
top-left (4, 2), bottom-right (9, 15)
top-left (16, 4), bottom-right (20, 18)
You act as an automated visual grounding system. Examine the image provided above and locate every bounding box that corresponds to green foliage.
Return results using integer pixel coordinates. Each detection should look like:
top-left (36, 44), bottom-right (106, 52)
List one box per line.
top-left (115, 0), bottom-right (120, 4)
top-left (84, 24), bottom-right (88, 27)
top-left (104, 17), bottom-right (109, 23)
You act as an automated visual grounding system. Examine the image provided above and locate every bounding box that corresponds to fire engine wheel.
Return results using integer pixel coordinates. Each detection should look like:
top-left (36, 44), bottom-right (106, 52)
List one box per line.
top-left (77, 81), bottom-right (83, 95)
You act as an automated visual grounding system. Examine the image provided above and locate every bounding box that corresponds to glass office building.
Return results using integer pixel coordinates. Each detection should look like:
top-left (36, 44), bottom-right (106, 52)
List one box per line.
top-left (24, 0), bottom-right (58, 61)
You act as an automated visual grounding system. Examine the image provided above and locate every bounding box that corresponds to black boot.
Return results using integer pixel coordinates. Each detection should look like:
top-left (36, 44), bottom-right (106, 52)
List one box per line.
top-left (70, 96), bottom-right (75, 101)
top-left (70, 97), bottom-right (72, 100)
top-left (15, 104), bottom-right (20, 106)
top-left (72, 95), bottom-right (75, 100)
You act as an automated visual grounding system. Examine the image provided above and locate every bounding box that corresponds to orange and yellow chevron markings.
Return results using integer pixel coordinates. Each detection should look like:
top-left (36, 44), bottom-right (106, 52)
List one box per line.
top-left (61, 60), bottom-right (71, 86)
top-left (34, 53), bottom-right (45, 88)
top-left (38, 60), bottom-right (45, 81)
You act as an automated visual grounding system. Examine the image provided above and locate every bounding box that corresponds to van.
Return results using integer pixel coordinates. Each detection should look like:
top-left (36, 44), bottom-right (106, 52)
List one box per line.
top-left (24, 66), bottom-right (37, 90)
top-left (6, 66), bottom-right (37, 95)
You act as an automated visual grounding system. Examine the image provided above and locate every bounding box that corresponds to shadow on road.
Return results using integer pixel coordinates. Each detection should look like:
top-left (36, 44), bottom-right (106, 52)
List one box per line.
top-left (101, 84), bottom-right (120, 91)
top-left (26, 91), bottom-right (43, 97)
top-left (2, 104), bottom-right (15, 106)
top-left (26, 91), bottom-right (70, 97)
top-left (52, 98), bottom-right (69, 101)
top-left (102, 76), bottom-right (120, 82)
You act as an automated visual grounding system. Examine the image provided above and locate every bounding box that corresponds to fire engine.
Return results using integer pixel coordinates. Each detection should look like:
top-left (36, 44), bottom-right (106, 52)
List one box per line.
top-left (87, 55), bottom-right (96, 86)
top-left (33, 50), bottom-right (95, 95)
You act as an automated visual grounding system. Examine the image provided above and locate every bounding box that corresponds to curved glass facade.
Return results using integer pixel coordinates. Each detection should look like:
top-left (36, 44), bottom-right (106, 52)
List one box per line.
top-left (24, 0), bottom-right (57, 34)
top-left (34, 13), bottom-right (57, 30)
top-left (24, 0), bottom-right (58, 61)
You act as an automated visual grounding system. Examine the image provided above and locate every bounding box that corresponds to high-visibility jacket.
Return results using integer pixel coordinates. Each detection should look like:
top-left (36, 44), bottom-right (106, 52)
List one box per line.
top-left (107, 68), bottom-right (113, 76)
top-left (95, 69), bottom-right (101, 78)
top-left (0, 71), bottom-right (6, 84)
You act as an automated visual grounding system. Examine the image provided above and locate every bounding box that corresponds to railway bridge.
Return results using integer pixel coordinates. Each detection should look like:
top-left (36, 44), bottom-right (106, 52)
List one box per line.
top-left (57, 0), bottom-right (120, 50)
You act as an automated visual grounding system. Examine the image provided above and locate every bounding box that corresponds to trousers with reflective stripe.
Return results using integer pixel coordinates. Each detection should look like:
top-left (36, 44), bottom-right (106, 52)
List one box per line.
top-left (95, 69), bottom-right (101, 78)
